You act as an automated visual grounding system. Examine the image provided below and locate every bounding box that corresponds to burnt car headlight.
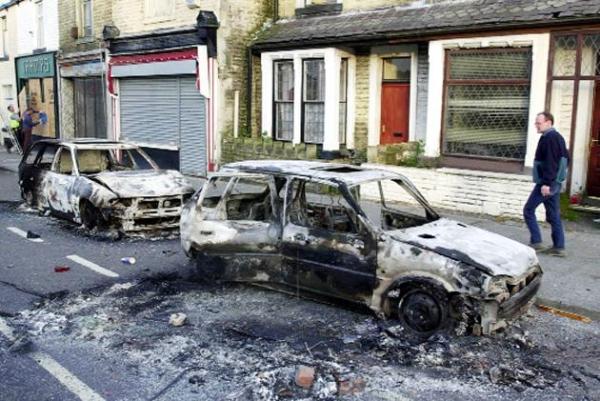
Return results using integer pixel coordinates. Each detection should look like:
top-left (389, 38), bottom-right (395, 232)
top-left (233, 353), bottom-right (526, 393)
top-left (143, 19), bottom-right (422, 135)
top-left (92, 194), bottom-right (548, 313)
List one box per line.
top-left (110, 198), bottom-right (133, 208)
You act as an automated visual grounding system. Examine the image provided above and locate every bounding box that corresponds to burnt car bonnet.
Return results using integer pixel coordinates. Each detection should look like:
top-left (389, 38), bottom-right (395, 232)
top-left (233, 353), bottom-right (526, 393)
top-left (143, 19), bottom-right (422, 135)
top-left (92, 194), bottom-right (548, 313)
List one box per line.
top-left (90, 170), bottom-right (194, 198)
top-left (388, 218), bottom-right (538, 277)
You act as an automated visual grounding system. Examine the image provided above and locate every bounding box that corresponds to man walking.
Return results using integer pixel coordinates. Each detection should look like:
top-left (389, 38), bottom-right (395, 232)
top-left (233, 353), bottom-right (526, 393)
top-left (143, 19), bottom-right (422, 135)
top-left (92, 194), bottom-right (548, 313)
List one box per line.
top-left (523, 112), bottom-right (569, 257)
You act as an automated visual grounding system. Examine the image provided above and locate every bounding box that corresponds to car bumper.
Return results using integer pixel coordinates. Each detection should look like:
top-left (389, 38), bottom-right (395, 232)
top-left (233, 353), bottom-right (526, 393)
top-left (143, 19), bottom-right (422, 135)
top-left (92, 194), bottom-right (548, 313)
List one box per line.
top-left (475, 269), bottom-right (543, 335)
top-left (103, 195), bottom-right (189, 232)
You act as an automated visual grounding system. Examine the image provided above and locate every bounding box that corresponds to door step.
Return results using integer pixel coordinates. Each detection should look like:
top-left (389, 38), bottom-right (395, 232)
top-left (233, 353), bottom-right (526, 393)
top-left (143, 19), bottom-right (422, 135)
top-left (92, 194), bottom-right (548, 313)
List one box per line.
top-left (582, 196), bottom-right (600, 208)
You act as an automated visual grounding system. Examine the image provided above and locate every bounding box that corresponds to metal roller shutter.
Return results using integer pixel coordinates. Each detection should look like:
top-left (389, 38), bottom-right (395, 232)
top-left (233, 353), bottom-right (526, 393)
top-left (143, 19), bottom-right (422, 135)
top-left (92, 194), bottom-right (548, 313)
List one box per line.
top-left (179, 77), bottom-right (206, 176)
top-left (119, 77), bottom-right (206, 175)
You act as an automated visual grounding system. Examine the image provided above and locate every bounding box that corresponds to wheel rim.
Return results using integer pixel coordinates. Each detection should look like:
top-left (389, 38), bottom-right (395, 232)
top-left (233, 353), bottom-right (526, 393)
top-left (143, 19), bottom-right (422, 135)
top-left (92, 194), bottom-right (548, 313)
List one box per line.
top-left (400, 291), bottom-right (443, 333)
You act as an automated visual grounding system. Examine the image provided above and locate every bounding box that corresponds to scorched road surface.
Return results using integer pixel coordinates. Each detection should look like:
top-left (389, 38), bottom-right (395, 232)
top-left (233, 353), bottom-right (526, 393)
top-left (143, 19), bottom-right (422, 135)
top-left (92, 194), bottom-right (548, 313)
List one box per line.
top-left (0, 192), bottom-right (599, 400)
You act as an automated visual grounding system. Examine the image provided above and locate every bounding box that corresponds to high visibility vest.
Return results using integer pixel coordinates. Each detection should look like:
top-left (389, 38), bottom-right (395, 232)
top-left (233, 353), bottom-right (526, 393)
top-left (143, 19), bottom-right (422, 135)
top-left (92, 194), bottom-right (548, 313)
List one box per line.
top-left (9, 118), bottom-right (20, 129)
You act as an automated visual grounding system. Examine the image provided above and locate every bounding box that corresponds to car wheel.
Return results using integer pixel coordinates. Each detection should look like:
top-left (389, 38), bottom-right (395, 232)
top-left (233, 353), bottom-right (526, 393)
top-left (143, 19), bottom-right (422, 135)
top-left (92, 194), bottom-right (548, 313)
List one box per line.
top-left (23, 189), bottom-right (34, 207)
top-left (395, 284), bottom-right (449, 338)
top-left (80, 200), bottom-right (105, 230)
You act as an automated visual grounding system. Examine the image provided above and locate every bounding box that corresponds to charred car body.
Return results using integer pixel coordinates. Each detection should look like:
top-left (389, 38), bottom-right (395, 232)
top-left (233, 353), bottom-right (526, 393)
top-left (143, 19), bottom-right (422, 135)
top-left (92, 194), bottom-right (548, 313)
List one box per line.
top-left (19, 139), bottom-right (194, 232)
top-left (181, 161), bottom-right (542, 336)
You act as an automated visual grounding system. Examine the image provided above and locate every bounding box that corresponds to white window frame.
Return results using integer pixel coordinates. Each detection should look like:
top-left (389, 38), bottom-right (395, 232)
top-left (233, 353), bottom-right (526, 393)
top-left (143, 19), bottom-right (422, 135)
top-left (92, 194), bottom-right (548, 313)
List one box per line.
top-left (143, 0), bottom-right (175, 23)
top-left (425, 34), bottom-right (550, 168)
top-left (36, 0), bottom-right (44, 49)
top-left (367, 45), bottom-right (418, 148)
top-left (261, 48), bottom-right (356, 151)
top-left (0, 16), bottom-right (7, 58)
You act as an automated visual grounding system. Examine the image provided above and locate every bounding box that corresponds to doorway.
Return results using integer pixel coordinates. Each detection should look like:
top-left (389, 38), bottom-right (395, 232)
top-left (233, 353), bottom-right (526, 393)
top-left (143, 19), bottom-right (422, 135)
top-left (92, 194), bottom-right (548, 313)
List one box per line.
top-left (380, 57), bottom-right (410, 144)
top-left (587, 82), bottom-right (600, 196)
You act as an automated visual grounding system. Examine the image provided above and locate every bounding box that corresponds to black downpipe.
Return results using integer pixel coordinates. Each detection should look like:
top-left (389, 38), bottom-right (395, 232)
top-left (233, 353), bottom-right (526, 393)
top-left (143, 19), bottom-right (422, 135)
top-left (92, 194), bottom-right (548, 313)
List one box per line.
top-left (246, 47), bottom-right (253, 137)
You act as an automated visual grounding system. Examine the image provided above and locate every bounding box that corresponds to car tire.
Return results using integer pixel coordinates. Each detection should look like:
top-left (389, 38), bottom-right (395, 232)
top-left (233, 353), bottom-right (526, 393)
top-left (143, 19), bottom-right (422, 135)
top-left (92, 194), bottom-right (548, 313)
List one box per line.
top-left (80, 200), bottom-right (106, 230)
top-left (22, 189), bottom-right (34, 207)
top-left (392, 283), bottom-right (450, 339)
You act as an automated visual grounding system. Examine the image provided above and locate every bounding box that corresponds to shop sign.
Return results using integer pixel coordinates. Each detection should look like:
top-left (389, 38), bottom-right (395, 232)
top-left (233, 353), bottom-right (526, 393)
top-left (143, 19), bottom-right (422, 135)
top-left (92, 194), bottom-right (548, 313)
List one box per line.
top-left (16, 53), bottom-right (55, 79)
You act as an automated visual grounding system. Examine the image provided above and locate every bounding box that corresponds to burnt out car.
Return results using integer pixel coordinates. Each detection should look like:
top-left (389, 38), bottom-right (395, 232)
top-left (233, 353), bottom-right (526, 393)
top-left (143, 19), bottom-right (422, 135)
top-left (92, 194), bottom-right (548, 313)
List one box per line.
top-left (181, 161), bottom-right (542, 336)
top-left (19, 139), bottom-right (194, 232)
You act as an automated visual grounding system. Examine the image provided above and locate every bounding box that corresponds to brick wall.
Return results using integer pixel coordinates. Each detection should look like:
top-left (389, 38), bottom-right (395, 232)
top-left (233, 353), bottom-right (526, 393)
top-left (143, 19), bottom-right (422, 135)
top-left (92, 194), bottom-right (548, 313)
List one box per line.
top-left (363, 163), bottom-right (545, 220)
top-left (353, 55), bottom-right (370, 152)
top-left (59, 0), bottom-right (112, 53)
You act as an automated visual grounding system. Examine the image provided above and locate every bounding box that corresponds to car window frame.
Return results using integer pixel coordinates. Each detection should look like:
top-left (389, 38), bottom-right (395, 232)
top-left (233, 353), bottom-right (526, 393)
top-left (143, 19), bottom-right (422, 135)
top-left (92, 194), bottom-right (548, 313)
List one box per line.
top-left (199, 173), bottom-right (275, 222)
top-left (53, 146), bottom-right (78, 176)
top-left (36, 143), bottom-right (60, 171)
top-left (22, 142), bottom-right (45, 166)
top-left (284, 177), bottom-right (365, 236)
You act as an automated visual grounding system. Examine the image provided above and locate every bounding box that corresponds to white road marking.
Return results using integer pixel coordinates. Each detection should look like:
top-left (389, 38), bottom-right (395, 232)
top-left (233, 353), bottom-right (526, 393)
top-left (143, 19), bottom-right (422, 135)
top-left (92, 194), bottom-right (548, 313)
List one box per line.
top-left (0, 317), bottom-right (107, 401)
top-left (66, 255), bottom-right (119, 278)
top-left (6, 226), bottom-right (44, 243)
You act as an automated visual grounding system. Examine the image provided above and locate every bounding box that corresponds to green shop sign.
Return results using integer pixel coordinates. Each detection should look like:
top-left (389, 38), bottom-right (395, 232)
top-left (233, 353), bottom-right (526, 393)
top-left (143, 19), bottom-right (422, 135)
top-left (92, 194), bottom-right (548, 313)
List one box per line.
top-left (16, 53), bottom-right (55, 79)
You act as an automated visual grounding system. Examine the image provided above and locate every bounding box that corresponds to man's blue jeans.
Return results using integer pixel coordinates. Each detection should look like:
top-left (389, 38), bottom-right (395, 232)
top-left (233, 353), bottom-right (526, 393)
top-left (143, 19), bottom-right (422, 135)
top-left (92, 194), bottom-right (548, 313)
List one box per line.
top-left (523, 183), bottom-right (565, 249)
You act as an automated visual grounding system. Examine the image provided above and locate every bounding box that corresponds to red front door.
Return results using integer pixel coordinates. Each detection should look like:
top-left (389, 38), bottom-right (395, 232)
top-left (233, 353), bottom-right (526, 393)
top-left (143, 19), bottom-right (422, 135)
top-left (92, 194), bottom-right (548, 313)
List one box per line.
top-left (380, 82), bottom-right (410, 144)
top-left (587, 82), bottom-right (600, 197)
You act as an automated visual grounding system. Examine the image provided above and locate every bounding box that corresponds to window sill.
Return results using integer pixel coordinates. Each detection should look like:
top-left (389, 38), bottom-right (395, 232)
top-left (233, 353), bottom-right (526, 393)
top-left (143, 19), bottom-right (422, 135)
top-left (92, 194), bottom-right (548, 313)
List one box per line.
top-left (33, 48), bottom-right (47, 54)
top-left (295, 3), bottom-right (342, 18)
top-left (76, 37), bottom-right (96, 45)
top-left (0, 56), bottom-right (9, 61)
top-left (143, 15), bottom-right (176, 24)
top-left (441, 154), bottom-right (525, 174)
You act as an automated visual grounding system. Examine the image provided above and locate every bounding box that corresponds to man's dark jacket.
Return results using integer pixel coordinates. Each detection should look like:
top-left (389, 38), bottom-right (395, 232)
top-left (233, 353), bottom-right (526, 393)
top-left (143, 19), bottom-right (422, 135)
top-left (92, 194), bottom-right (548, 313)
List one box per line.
top-left (533, 128), bottom-right (569, 186)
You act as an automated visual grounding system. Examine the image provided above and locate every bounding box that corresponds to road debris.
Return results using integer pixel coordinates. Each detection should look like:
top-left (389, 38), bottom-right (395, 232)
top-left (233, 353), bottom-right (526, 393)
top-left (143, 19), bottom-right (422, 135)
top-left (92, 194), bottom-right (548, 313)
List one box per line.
top-left (54, 266), bottom-right (70, 273)
top-left (26, 230), bottom-right (40, 239)
top-left (120, 257), bottom-right (136, 265)
top-left (295, 365), bottom-right (315, 389)
top-left (169, 312), bottom-right (187, 327)
top-left (10, 278), bottom-right (599, 400)
top-left (537, 304), bottom-right (592, 323)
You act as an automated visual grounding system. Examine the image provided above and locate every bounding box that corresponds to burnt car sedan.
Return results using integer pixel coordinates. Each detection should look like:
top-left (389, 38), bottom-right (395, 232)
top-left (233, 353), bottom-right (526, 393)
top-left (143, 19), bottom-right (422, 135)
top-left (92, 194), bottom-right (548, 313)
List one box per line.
top-left (181, 161), bottom-right (542, 336)
top-left (19, 139), bottom-right (194, 232)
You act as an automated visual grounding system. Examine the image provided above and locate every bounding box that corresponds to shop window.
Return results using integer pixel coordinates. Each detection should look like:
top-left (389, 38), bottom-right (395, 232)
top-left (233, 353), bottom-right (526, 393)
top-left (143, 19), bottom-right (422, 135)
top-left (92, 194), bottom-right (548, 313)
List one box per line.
top-left (303, 59), bottom-right (325, 144)
top-left (339, 58), bottom-right (348, 144)
top-left (442, 48), bottom-right (532, 161)
top-left (74, 78), bottom-right (106, 139)
top-left (274, 60), bottom-right (294, 141)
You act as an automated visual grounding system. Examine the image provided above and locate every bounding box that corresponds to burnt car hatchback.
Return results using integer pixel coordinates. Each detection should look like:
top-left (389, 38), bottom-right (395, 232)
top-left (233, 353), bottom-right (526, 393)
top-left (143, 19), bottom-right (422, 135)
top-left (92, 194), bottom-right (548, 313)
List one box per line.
top-left (19, 139), bottom-right (194, 233)
top-left (181, 161), bottom-right (542, 336)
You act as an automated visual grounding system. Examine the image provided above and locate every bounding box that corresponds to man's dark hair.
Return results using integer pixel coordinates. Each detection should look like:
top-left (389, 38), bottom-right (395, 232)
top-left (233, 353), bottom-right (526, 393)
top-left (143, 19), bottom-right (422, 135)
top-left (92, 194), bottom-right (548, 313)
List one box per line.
top-left (537, 111), bottom-right (554, 124)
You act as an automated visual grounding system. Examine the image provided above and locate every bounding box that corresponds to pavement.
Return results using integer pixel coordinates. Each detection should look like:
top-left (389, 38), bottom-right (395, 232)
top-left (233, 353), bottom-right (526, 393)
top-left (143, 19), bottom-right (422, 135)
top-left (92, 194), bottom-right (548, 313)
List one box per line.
top-left (1, 147), bottom-right (598, 320)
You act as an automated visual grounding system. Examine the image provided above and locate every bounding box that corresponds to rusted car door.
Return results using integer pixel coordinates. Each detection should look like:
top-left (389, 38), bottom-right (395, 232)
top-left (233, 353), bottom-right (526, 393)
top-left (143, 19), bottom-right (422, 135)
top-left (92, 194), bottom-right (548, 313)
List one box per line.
top-left (281, 178), bottom-right (377, 301)
top-left (194, 174), bottom-right (284, 282)
top-left (45, 146), bottom-right (79, 220)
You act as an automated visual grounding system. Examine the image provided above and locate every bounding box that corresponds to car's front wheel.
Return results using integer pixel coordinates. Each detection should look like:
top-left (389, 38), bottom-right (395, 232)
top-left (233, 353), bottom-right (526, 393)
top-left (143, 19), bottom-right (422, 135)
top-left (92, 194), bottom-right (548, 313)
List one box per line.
top-left (80, 200), bottom-right (107, 230)
top-left (386, 282), bottom-right (450, 339)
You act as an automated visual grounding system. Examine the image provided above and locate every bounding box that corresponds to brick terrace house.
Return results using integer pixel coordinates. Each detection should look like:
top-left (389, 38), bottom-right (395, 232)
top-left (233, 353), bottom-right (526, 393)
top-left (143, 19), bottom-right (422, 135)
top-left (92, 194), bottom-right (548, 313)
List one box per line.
top-left (58, 0), bottom-right (113, 140)
top-left (101, 0), bottom-right (272, 176)
top-left (222, 0), bottom-right (600, 218)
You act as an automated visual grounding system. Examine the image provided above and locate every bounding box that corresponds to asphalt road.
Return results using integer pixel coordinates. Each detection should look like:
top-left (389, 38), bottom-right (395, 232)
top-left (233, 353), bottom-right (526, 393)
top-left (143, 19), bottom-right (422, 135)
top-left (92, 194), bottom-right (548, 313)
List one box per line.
top-left (0, 167), bottom-right (599, 401)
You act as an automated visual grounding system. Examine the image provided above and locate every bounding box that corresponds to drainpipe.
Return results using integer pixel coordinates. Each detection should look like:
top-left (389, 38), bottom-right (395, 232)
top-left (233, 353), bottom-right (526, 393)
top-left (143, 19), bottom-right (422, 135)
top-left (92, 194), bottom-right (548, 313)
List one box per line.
top-left (246, 46), bottom-right (253, 137)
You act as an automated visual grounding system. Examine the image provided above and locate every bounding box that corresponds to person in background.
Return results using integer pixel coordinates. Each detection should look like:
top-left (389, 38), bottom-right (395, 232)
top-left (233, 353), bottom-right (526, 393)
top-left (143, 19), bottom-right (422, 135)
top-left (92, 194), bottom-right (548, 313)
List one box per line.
top-left (523, 111), bottom-right (569, 257)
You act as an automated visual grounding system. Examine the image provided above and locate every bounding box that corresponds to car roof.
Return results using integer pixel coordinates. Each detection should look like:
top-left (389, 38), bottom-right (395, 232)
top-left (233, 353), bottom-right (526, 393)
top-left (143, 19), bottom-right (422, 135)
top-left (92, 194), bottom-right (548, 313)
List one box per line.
top-left (221, 160), bottom-right (403, 186)
top-left (31, 139), bottom-right (140, 150)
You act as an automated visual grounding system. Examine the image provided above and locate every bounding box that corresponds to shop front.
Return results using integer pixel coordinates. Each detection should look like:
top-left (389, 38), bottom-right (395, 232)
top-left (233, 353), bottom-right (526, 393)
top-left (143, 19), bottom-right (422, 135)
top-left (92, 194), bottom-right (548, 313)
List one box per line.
top-left (15, 51), bottom-right (59, 141)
